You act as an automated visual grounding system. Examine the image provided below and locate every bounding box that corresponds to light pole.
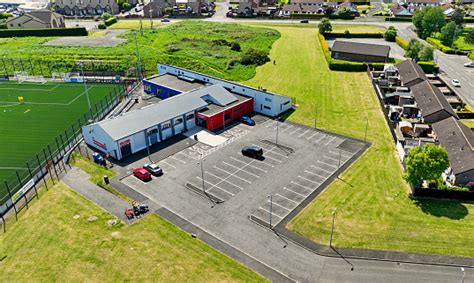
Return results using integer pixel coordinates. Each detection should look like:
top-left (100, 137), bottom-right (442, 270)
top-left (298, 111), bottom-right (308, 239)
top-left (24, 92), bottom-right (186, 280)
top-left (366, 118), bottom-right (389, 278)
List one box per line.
top-left (275, 116), bottom-right (280, 146)
top-left (146, 132), bottom-right (152, 162)
top-left (461, 267), bottom-right (465, 283)
top-left (199, 153), bottom-right (206, 195)
top-left (314, 103), bottom-right (317, 129)
top-left (79, 62), bottom-right (91, 111)
top-left (268, 194), bottom-right (273, 229)
top-left (330, 207), bottom-right (336, 247)
top-left (133, 31), bottom-right (143, 81)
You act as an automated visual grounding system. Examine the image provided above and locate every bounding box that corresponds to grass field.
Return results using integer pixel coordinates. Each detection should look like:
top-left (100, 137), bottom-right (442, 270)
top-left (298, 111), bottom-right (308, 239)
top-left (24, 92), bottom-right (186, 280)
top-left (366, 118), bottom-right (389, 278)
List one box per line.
top-left (108, 19), bottom-right (160, 29)
top-left (0, 82), bottom-right (116, 201)
top-left (0, 181), bottom-right (267, 282)
top-left (245, 25), bottom-right (474, 257)
top-left (0, 22), bottom-right (280, 81)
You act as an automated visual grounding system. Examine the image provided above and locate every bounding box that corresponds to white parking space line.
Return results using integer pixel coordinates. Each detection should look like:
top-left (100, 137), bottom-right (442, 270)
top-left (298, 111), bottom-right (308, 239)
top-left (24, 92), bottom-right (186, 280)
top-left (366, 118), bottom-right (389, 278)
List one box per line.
top-left (281, 125), bottom-right (294, 133)
top-left (208, 186), bottom-right (234, 197)
top-left (206, 171), bottom-right (244, 190)
top-left (304, 170), bottom-right (328, 179)
top-left (298, 175), bottom-right (320, 185)
top-left (276, 193), bottom-right (299, 205)
top-left (196, 176), bottom-right (235, 196)
top-left (311, 164), bottom-right (333, 174)
top-left (323, 155), bottom-right (339, 163)
top-left (290, 181), bottom-right (313, 192)
top-left (176, 151), bottom-right (195, 160)
top-left (307, 132), bottom-right (319, 140)
top-left (298, 129), bottom-right (310, 138)
top-left (170, 155), bottom-right (187, 164)
top-left (271, 201), bottom-right (292, 212)
top-left (263, 154), bottom-right (282, 163)
top-left (283, 186), bottom-right (307, 198)
top-left (223, 161), bottom-right (262, 177)
top-left (317, 160), bottom-right (338, 169)
top-left (329, 149), bottom-right (352, 158)
top-left (214, 166), bottom-right (252, 184)
top-left (324, 136), bottom-right (337, 146)
top-left (314, 135), bottom-right (326, 143)
top-left (161, 160), bottom-right (176, 169)
top-left (229, 157), bottom-right (270, 172)
top-left (289, 127), bottom-right (301, 135)
top-left (254, 144), bottom-right (289, 158)
top-left (258, 207), bottom-right (285, 218)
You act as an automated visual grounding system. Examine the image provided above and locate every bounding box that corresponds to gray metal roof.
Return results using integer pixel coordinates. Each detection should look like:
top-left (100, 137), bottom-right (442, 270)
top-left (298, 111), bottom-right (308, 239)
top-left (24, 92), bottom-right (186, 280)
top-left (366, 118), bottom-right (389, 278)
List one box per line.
top-left (411, 80), bottom-right (458, 122)
top-left (395, 60), bottom-right (427, 87)
top-left (331, 40), bottom-right (390, 58)
top-left (93, 85), bottom-right (237, 140)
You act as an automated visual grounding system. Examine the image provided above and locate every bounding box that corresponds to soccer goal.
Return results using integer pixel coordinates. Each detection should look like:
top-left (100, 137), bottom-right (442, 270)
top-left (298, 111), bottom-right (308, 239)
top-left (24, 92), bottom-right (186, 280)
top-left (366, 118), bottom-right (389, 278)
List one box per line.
top-left (25, 76), bottom-right (47, 84)
top-left (14, 71), bottom-right (29, 83)
top-left (52, 72), bottom-right (66, 81)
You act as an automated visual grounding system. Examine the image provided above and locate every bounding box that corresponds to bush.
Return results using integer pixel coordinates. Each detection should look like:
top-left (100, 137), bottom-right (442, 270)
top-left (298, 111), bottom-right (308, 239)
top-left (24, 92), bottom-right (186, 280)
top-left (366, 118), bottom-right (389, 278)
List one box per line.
top-left (384, 17), bottom-right (413, 22)
top-left (0, 12), bottom-right (12, 19)
top-left (384, 29), bottom-right (397, 42)
top-left (426, 37), bottom-right (454, 53)
top-left (417, 61), bottom-right (439, 73)
top-left (240, 48), bottom-right (270, 65)
top-left (0, 22), bottom-right (6, 30)
top-left (318, 32), bottom-right (331, 63)
top-left (0, 27), bottom-right (88, 38)
top-left (329, 60), bottom-right (384, 71)
top-left (101, 12), bottom-right (113, 20)
top-left (230, 42), bottom-right (241, 52)
top-left (466, 29), bottom-right (474, 44)
top-left (104, 17), bottom-right (117, 26)
top-left (98, 23), bottom-right (107, 29)
top-left (318, 19), bottom-right (332, 34)
top-left (396, 35), bottom-right (408, 50)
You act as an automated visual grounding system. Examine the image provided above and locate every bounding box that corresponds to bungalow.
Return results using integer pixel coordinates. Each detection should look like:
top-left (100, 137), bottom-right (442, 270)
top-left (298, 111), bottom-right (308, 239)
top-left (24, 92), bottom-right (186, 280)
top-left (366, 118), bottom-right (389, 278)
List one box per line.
top-left (432, 117), bottom-right (474, 186)
top-left (394, 60), bottom-right (427, 88)
top-left (6, 10), bottom-right (65, 29)
top-left (331, 40), bottom-right (390, 63)
top-left (389, 4), bottom-right (412, 16)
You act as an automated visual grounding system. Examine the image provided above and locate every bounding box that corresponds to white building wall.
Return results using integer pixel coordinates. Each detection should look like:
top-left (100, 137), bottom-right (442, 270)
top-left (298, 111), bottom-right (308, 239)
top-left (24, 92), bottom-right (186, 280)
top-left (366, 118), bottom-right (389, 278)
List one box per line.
top-left (130, 131), bottom-right (147, 153)
top-left (82, 124), bottom-right (119, 158)
top-left (157, 64), bottom-right (293, 117)
top-left (174, 117), bottom-right (185, 134)
top-left (161, 121), bottom-right (174, 140)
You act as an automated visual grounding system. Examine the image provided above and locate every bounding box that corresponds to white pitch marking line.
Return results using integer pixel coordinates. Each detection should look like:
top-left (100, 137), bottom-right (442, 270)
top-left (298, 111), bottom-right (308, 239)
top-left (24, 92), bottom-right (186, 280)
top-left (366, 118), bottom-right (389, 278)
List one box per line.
top-left (214, 166), bottom-right (252, 184)
top-left (298, 129), bottom-right (310, 138)
top-left (283, 186), bottom-right (307, 198)
top-left (298, 175), bottom-right (320, 185)
top-left (206, 171), bottom-right (244, 190)
top-left (276, 193), bottom-right (299, 205)
top-left (229, 157), bottom-right (269, 172)
top-left (170, 155), bottom-right (186, 164)
top-left (223, 161), bottom-right (261, 178)
top-left (311, 164), bottom-right (333, 174)
top-left (258, 207), bottom-right (285, 218)
top-left (290, 181), bottom-right (313, 192)
top-left (161, 160), bottom-right (176, 169)
top-left (317, 160), bottom-right (338, 169)
top-left (196, 176), bottom-right (235, 196)
top-left (304, 170), bottom-right (328, 179)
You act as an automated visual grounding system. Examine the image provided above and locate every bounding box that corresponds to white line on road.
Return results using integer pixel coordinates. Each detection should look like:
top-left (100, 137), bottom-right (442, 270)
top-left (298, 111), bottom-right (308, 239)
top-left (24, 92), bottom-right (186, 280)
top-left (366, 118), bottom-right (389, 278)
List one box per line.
top-left (298, 175), bottom-right (320, 185)
top-left (223, 160), bottom-right (262, 177)
top-left (161, 160), bottom-right (176, 169)
top-left (276, 193), bottom-right (300, 204)
top-left (298, 129), bottom-right (310, 138)
top-left (283, 186), bottom-right (307, 198)
top-left (317, 160), bottom-right (338, 169)
top-left (214, 166), bottom-right (252, 184)
top-left (258, 206), bottom-right (285, 218)
top-left (230, 157), bottom-right (270, 172)
top-left (311, 164), bottom-right (333, 174)
top-left (304, 170), bottom-right (328, 179)
top-left (290, 181), bottom-right (313, 192)
top-left (206, 171), bottom-right (244, 190)
top-left (196, 176), bottom-right (235, 196)
top-left (271, 200), bottom-right (293, 212)
top-left (170, 155), bottom-right (187, 164)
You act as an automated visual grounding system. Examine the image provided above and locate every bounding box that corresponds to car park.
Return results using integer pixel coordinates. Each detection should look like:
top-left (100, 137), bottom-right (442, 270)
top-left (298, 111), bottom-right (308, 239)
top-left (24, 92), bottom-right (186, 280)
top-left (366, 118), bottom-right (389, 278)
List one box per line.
top-left (240, 116), bottom-right (255, 126)
top-left (451, 79), bottom-right (461, 87)
top-left (132, 168), bottom-right (152, 181)
top-left (144, 163), bottom-right (163, 176)
top-left (241, 146), bottom-right (263, 159)
top-left (464, 62), bottom-right (474, 68)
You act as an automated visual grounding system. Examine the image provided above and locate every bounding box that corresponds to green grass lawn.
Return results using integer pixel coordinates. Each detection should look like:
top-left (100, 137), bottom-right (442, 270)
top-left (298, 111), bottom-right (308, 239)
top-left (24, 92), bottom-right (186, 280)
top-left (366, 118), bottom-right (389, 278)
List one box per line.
top-left (245, 25), bottom-right (474, 258)
top-left (0, 82), bottom-right (117, 203)
top-left (108, 19), bottom-right (160, 29)
top-left (330, 24), bottom-right (385, 33)
top-left (0, 182), bottom-right (267, 282)
top-left (0, 21), bottom-right (280, 81)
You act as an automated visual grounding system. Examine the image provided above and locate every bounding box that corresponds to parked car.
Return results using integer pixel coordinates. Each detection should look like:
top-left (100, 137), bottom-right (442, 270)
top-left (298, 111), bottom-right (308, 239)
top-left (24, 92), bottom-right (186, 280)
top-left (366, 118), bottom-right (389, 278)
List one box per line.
top-left (464, 61), bottom-right (474, 68)
top-left (300, 19), bottom-right (309, 23)
top-left (161, 18), bottom-right (170, 22)
top-left (132, 168), bottom-right (152, 181)
top-left (240, 116), bottom-right (255, 126)
top-left (92, 152), bottom-right (106, 166)
top-left (451, 79), bottom-right (461, 87)
top-left (241, 146), bottom-right (263, 159)
top-left (143, 163), bottom-right (163, 176)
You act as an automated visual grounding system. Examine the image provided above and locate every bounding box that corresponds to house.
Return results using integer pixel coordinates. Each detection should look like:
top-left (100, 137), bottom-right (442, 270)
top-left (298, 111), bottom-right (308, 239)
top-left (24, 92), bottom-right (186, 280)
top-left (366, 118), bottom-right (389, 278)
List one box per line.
top-left (6, 10), bottom-right (65, 29)
top-left (389, 4), bottom-right (412, 16)
top-left (400, 0), bottom-right (443, 12)
top-left (143, 0), bottom-right (172, 17)
top-left (432, 117), bottom-right (474, 186)
top-left (330, 40), bottom-right (390, 63)
top-left (236, 0), bottom-right (277, 17)
top-left (337, 1), bottom-right (357, 13)
top-left (53, 0), bottom-right (137, 16)
top-left (410, 80), bottom-right (458, 123)
top-left (394, 60), bottom-right (427, 88)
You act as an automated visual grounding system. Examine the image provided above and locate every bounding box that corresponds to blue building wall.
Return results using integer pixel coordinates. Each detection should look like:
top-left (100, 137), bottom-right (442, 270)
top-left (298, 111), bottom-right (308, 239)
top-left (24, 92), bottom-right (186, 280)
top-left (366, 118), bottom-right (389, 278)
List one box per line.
top-left (143, 79), bottom-right (182, 99)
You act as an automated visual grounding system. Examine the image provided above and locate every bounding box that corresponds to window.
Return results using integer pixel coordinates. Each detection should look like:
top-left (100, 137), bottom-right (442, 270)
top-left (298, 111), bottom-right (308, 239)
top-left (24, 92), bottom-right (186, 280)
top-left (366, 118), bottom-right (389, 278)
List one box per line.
top-left (264, 106), bottom-right (271, 110)
top-left (161, 122), bottom-right (171, 130)
top-left (265, 97), bottom-right (272, 103)
top-left (283, 101), bottom-right (290, 105)
top-left (186, 113), bottom-right (194, 120)
top-left (224, 113), bottom-right (231, 120)
top-left (175, 118), bottom-right (183, 124)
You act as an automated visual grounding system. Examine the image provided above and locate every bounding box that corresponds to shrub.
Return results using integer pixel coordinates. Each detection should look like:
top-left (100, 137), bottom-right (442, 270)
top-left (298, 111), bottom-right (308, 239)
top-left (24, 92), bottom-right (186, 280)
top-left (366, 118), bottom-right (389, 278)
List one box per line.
top-left (396, 35), bottom-right (408, 50)
top-left (384, 17), bottom-right (412, 22)
top-left (318, 19), bottom-right (332, 34)
top-left (240, 48), bottom-right (270, 65)
top-left (318, 32), bottom-right (331, 63)
top-left (104, 17), bottom-right (117, 26)
top-left (419, 46), bottom-right (434, 61)
top-left (466, 29), bottom-right (474, 44)
top-left (0, 12), bottom-right (12, 19)
top-left (0, 22), bottom-right (6, 30)
top-left (384, 29), bottom-right (397, 42)
top-left (0, 27), bottom-right (88, 38)
top-left (426, 37), bottom-right (454, 53)
top-left (323, 32), bottom-right (382, 38)
top-left (230, 42), bottom-right (241, 52)
top-left (101, 12), bottom-right (113, 20)
top-left (98, 23), bottom-right (107, 29)
top-left (417, 61), bottom-right (439, 73)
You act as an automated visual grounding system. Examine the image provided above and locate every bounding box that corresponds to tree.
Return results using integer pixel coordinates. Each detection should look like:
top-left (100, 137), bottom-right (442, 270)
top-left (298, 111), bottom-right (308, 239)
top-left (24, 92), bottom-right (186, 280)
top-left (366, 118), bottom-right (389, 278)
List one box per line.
top-left (318, 19), bottom-right (332, 34)
top-left (412, 8), bottom-right (426, 37)
top-left (420, 7), bottom-right (446, 39)
top-left (418, 46), bottom-right (434, 61)
top-left (404, 144), bottom-right (449, 188)
top-left (440, 21), bottom-right (457, 47)
top-left (336, 7), bottom-right (353, 18)
top-left (465, 29), bottom-right (474, 44)
top-left (405, 39), bottom-right (423, 61)
top-left (451, 9), bottom-right (464, 26)
top-left (240, 48), bottom-right (270, 65)
top-left (383, 26), bottom-right (397, 42)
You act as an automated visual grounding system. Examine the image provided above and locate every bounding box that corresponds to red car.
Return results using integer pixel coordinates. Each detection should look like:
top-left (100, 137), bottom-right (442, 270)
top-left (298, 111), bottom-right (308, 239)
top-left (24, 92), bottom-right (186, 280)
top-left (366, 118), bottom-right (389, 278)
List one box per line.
top-left (132, 168), bottom-right (152, 182)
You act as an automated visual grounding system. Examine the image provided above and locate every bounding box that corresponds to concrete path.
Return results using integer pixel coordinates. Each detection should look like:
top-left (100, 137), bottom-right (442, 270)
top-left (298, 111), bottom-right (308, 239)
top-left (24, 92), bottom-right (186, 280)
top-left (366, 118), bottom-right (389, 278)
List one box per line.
top-left (63, 167), bottom-right (133, 223)
top-left (45, 29), bottom-right (127, 47)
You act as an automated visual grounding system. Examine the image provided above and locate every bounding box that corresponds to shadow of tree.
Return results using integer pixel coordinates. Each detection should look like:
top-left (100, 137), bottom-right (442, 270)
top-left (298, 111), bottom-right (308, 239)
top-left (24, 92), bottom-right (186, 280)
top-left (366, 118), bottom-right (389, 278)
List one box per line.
top-left (412, 197), bottom-right (469, 220)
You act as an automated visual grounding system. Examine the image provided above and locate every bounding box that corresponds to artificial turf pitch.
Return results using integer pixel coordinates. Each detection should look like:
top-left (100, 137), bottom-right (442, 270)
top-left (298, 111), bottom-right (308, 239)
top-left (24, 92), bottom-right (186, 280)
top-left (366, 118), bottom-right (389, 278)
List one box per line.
top-left (0, 81), bottom-right (117, 201)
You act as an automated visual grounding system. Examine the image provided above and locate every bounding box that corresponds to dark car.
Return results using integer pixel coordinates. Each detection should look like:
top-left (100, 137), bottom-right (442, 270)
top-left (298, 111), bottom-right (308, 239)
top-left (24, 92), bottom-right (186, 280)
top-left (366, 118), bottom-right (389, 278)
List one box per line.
top-left (161, 18), bottom-right (170, 22)
top-left (132, 168), bottom-right (152, 182)
top-left (241, 146), bottom-right (263, 159)
top-left (240, 116), bottom-right (255, 126)
top-left (143, 163), bottom-right (163, 176)
top-left (300, 19), bottom-right (309, 23)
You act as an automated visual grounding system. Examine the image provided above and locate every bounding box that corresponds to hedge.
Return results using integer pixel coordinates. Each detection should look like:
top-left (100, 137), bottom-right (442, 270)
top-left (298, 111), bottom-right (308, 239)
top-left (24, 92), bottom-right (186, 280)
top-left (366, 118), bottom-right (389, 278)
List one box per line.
top-left (469, 52), bottom-right (474, 60)
top-left (426, 37), bottom-right (454, 54)
top-left (417, 61), bottom-right (439, 73)
top-left (104, 17), bottom-right (118, 26)
top-left (318, 32), bottom-right (331, 63)
top-left (384, 17), bottom-right (413, 22)
top-left (0, 12), bottom-right (12, 19)
top-left (395, 35), bottom-right (408, 50)
top-left (0, 27), bottom-right (88, 38)
top-left (0, 22), bottom-right (6, 30)
top-left (323, 32), bottom-right (383, 38)
top-left (290, 13), bottom-right (356, 20)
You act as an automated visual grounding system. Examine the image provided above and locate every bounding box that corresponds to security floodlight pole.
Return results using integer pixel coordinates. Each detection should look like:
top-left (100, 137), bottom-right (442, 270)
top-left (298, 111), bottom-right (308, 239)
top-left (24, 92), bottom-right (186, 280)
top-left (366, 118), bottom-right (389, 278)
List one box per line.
top-left (200, 153), bottom-right (205, 195)
top-left (268, 194), bottom-right (273, 229)
top-left (134, 31), bottom-right (143, 81)
top-left (330, 207), bottom-right (336, 247)
top-left (275, 116), bottom-right (280, 146)
top-left (146, 133), bottom-right (152, 162)
top-left (79, 62), bottom-right (91, 111)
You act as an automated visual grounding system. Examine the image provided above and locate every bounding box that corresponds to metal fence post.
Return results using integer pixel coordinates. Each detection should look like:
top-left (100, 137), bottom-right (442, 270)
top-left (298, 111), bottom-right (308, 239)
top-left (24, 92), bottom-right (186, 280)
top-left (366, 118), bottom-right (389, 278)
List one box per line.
top-left (47, 145), bottom-right (59, 179)
top-left (4, 181), bottom-right (18, 221)
top-left (43, 149), bottom-right (55, 185)
top-left (26, 161), bottom-right (39, 199)
top-left (15, 171), bottom-right (28, 209)
top-left (36, 154), bottom-right (48, 190)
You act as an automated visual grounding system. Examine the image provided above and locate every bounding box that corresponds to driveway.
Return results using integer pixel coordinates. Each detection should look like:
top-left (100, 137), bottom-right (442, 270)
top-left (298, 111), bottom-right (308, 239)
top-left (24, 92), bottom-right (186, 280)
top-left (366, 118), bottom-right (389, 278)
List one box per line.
top-left (325, 37), bottom-right (406, 60)
top-left (45, 29), bottom-right (127, 47)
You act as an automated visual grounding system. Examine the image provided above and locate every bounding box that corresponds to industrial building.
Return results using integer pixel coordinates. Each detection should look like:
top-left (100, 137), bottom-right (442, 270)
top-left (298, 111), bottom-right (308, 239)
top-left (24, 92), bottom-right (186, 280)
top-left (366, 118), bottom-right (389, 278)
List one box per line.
top-left (82, 64), bottom-right (293, 160)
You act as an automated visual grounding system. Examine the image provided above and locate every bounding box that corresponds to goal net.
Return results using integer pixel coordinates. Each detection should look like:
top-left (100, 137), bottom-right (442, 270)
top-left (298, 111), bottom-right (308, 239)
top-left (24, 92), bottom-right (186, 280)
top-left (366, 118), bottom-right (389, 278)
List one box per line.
top-left (24, 76), bottom-right (47, 84)
top-left (14, 71), bottom-right (28, 83)
top-left (52, 72), bottom-right (66, 81)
